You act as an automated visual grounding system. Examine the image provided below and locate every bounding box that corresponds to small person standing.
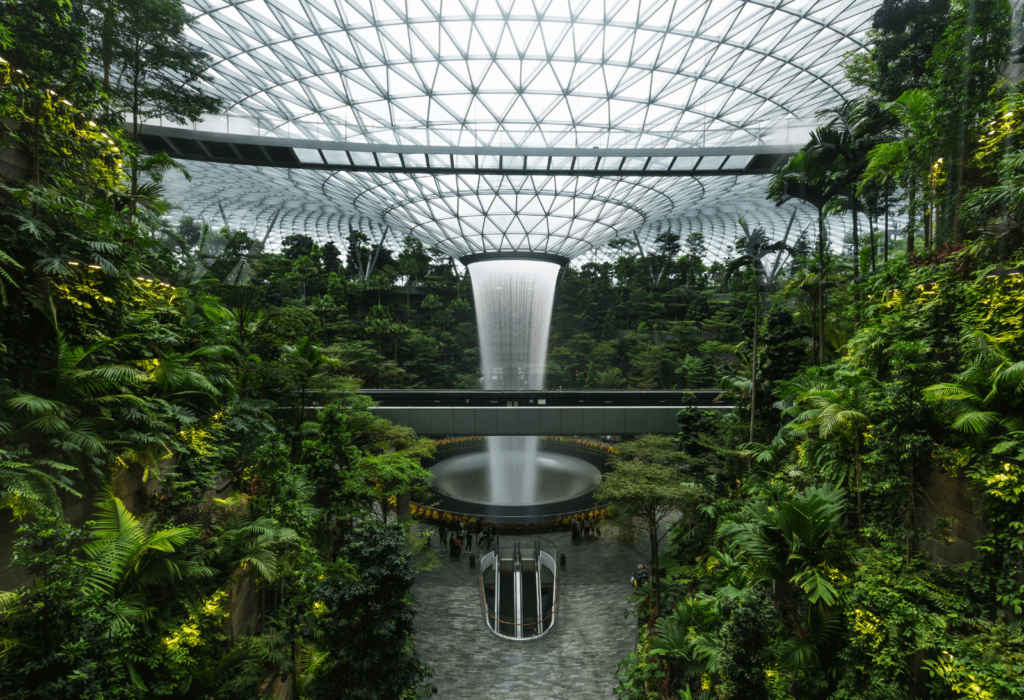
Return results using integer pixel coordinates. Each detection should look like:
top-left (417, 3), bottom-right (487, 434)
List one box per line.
top-left (440, 524), bottom-right (448, 548)
top-left (454, 536), bottom-right (462, 561)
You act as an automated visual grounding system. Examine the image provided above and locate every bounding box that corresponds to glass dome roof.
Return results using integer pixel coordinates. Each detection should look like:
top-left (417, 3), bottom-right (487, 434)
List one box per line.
top-left (184, 0), bottom-right (873, 149)
top-left (160, 0), bottom-right (879, 262)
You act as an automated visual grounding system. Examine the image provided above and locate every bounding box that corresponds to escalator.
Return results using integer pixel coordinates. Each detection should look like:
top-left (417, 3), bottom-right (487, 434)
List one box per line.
top-left (521, 557), bottom-right (538, 636)
top-left (480, 538), bottom-right (557, 639)
top-left (498, 557), bottom-right (516, 637)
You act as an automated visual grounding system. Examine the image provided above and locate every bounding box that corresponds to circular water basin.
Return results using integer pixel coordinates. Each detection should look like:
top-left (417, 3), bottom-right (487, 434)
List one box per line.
top-left (421, 440), bottom-right (610, 522)
top-left (431, 451), bottom-right (601, 506)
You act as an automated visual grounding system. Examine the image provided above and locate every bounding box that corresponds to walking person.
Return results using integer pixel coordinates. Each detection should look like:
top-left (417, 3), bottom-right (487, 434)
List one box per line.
top-left (571, 518), bottom-right (578, 544)
top-left (454, 536), bottom-right (462, 561)
top-left (440, 524), bottom-right (447, 548)
top-left (466, 531), bottom-right (473, 553)
top-left (449, 534), bottom-right (457, 560)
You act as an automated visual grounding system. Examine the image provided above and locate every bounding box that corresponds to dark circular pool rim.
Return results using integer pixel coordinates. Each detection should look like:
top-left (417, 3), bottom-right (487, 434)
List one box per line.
top-left (415, 440), bottom-right (613, 523)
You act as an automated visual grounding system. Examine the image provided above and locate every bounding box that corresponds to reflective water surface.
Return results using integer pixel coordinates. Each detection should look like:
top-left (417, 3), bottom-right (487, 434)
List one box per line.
top-left (431, 451), bottom-right (601, 506)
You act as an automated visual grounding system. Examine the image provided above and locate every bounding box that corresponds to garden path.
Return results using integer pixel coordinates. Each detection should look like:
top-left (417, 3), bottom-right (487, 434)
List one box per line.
top-left (411, 526), bottom-right (645, 699)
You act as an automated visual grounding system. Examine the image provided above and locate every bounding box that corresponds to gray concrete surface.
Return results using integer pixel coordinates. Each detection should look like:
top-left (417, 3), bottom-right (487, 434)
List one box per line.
top-left (411, 527), bottom-right (644, 699)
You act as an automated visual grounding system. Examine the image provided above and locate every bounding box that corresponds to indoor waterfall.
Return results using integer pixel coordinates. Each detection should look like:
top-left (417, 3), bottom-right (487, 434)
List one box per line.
top-left (468, 259), bottom-right (560, 505)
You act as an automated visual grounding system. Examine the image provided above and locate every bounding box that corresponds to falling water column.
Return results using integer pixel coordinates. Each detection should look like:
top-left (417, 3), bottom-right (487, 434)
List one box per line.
top-left (466, 256), bottom-right (562, 505)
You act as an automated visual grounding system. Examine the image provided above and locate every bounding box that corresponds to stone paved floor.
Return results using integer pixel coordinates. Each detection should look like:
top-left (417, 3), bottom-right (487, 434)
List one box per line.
top-left (411, 528), bottom-right (646, 699)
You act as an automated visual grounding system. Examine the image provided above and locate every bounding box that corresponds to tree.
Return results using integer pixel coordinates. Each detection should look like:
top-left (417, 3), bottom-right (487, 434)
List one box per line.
top-left (0, 0), bottom-right (100, 185)
top-left (281, 337), bottom-right (337, 447)
top-left (716, 592), bottom-right (778, 700)
top-left (365, 272), bottom-right (391, 307)
top-left (92, 0), bottom-right (223, 214)
top-left (769, 150), bottom-right (837, 364)
top-left (861, 89), bottom-right (937, 253)
top-left (307, 520), bottom-right (434, 700)
top-left (846, 0), bottom-right (951, 102)
top-left (396, 236), bottom-right (430, 318)
top-left (282, 234), bottom-right (316, 261)
top-left (788, 227), bottom-right (813, 274)
top-left (722, 486), bottom-right (850, 671)
top-left (593, 436), bottom-right (701, 618)
top-left (420, 294), bottom-right (442, 324)
top-left (308, 294), bottom-right (338, 333)
top-left (359, 451), bottom-right (433, 523)
top-left (724, 220), bottom-right (790, 442)
top-left (927, 0), bottom-right (1011, 242)
top-left (808, 100), bottom-right (880, 284)
top-left (291, 255), bottom-right (319, 301)
top-left (321, 241), bottom-right (342, 274)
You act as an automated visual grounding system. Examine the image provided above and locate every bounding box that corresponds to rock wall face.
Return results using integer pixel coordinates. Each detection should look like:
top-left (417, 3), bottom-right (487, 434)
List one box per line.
top-left (915, 469), bottom-right (986, 567)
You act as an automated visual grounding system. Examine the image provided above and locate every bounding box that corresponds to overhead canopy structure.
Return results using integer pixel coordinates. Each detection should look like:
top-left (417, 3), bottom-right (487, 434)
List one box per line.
top-left (157, 0), bottom-right (879, 263)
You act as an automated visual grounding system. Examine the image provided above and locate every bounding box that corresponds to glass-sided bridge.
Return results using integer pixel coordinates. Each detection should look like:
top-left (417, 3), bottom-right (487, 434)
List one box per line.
top-left (355, 389), bottom-right (731, 436)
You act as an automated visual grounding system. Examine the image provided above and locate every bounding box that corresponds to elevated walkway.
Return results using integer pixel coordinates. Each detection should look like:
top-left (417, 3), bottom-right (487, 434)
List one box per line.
top-left (358, 389), bottom-right (730, 436)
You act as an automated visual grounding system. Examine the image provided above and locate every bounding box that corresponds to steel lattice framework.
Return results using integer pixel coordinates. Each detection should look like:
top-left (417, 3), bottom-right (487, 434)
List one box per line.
top-left (158, 0), bottom-right (880, 263)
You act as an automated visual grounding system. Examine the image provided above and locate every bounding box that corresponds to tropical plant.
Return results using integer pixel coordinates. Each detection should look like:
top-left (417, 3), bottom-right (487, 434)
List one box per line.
top-left (0, 446), bottom-right (78, 518)
top-left (2, 323), bottom-right (149, 478)
top-left (724, 219), bottom-right (791, 442)
top-left (782, 367), bottom-right (879, 530)
top-left (808, 100), bottom-right (881, 282)
top-left (201, 498), bottom-right (298, 583)
top-left (924, 330), bottom-right (1024, 451)
top-left (648, 595), bottom-right (722, 692)
top-left (860, 89), bottom-right (936, 252)
top-left (769, 149), bottom-right (839, 364)
top-left (722, 486), bottom-right (849, 639)
top-left (81, 493), bottom-right (211, 596)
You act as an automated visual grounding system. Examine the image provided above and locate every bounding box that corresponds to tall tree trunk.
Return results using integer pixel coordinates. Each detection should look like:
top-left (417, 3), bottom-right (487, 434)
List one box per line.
top-left (129, 51), bottom-right (141, 219)
top-left (869, 216), bottom-right (876, 274)
top-left (953, 131), bottom-right (968, 244)
top-left (855, 432), bottom-right (863, 534)
top-left (852, 205), bottom-right (862, 326)
top-left (649, 525), bottom-right (661, 619)
top-left (906, 188), bottom-right (917, 255)
top-left (906, 459), bottom-right (915, 562)
top-left (750, 279), bottom-right (758, 443)
top-left (884, 206), bottom-right (889, 263)
top-left (817, 210), bottom-right (825, 365)
top-left (851, 204), bottom-right (860, 282)
top-left (32, 94), bottom-right (42, 185)
top-left (924, 208), bottom-right (932, 252)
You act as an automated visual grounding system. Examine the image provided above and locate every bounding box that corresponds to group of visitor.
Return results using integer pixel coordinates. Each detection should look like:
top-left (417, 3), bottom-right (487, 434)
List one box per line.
top-left (436, 521), bottom-right (498, 561)
top-left (571, 514), bottom-right (600, 543)
top-left (438, 522), bottom-right (467, 560)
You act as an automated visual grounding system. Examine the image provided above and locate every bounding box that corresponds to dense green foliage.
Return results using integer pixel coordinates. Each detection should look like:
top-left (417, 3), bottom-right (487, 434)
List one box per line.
top-left (2, 0), bottom-right (1024, 698)
top-left (607, 0), bottom-right (1024, 697)
top-left (0, 3), bottom-right (437, 698)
